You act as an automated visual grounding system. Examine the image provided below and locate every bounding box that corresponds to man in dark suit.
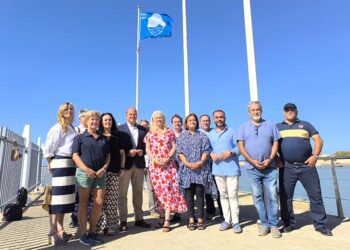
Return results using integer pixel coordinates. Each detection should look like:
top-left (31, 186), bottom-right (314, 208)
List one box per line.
top-left (118, 107), bottom-right (150, 231)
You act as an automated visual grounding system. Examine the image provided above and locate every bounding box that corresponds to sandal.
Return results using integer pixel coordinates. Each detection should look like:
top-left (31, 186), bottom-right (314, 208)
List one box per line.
top-left (58, 229), bottom-right (72, 241)
top-left (155, 217), bottom-right (165, 228)
top-left (62, 232), bottom-right (73, 241)
top-left (47, 234), bottom-right (53, 245)
top-left (162, 219), bottom-right (171, 232)
top-left (197, 222), bottom-right (206, 230)
top-left (187, 222), bottom-right (196, 231)
top-left (51, 233), bottom-right (67, 246)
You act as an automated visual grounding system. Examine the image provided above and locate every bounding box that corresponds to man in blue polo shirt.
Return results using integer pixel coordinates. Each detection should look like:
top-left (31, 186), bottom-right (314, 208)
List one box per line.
top-left (237, 101), bottom-right (281, 238)
top-left (277, 103), bottom-right (332, 236)
top-left (207, 110), bottom-right (242, 233)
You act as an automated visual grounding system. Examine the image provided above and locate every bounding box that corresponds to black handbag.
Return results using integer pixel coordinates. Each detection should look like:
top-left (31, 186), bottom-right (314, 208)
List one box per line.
top-left (17, 187), bottom-right (28, 207)
top-left (2, 203), bottom-right (23, 222)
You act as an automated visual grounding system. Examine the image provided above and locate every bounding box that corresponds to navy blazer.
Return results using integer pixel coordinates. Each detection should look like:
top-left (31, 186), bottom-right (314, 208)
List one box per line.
top-left (118, 123), bottom-right (147, 170)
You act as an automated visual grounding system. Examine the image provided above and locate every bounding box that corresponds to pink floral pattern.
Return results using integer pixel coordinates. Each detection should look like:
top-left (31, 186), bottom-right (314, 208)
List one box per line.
top-left (144, 128), bottom-right (187, 213)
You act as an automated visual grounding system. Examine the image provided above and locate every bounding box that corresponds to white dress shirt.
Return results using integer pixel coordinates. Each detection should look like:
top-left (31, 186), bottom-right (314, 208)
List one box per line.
top-left (43, 123), bottom-right (77, 158)
top-left (127, 122), bottom-right (139, 148)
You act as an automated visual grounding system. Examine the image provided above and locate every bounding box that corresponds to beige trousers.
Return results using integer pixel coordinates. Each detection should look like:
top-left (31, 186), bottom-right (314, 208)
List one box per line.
top-left (118, 165), bottom-right (145, 222)
top-left (215, 176), bottom-right (240, 224)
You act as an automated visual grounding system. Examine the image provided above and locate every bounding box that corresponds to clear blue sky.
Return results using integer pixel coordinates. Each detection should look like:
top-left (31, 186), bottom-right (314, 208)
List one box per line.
top-left (0, 0), bottom-right (349, 154)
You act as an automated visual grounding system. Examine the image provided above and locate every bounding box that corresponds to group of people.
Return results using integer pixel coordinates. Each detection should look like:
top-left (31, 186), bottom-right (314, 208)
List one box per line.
top-left (43, 100), bottom-right (332, 246)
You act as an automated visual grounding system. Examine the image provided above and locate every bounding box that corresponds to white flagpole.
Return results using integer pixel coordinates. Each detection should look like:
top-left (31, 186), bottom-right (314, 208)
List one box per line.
top-left (136, 5), bottom-right (141, 111)
top-left (243, 0), bottom-right (259, 101)
top-left (182, 0), bottom-right (190, 116)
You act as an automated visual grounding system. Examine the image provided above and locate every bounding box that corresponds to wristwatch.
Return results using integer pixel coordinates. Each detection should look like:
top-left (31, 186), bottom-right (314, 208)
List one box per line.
top-left (312, 154), bottom-right (319, 159)
top-left (229, 151), bottom-right (235, 157)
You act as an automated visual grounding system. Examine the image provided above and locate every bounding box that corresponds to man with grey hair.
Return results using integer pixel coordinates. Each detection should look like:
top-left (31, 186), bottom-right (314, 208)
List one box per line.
top-left (237, 101), bottom-right (281, 238)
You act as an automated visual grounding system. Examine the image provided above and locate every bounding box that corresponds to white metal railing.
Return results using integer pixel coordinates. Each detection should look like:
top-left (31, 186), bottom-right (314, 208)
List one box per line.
top-left (0, 125), bottom-right (43, 211)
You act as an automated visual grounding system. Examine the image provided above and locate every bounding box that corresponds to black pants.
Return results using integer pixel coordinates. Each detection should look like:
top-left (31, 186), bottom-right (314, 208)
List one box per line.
top-left (205, 176), bottom-right (223, 216)
top-left (185, 183), bottom-right (205, 218)
top-left (279, 162), bottom-right (327, 229)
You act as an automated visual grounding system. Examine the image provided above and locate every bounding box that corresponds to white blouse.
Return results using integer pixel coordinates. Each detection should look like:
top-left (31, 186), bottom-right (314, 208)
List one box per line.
top-left (43, 123), bottom-right (77, 158)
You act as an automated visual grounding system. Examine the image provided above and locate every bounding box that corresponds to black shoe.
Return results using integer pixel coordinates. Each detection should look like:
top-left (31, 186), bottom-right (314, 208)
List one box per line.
top-left (135, 219), bottom-right (151, 228)
top-left (170, 213), bottom-right (181, 223)
top-left (315, 227), bottom-right (333, 236)
top-left (119, 221), bottom-right (128, 232)
top-left (69, 220), bottom-right (79, 228)
top-left (283, 225), bottom-right (295, 233)
top-left (206, 213), bottom-right (215, 220)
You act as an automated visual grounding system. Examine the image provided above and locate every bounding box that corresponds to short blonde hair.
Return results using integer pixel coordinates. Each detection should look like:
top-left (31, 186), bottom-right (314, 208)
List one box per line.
top-left (84, 110), bottom-right (100, 126)
top-left (150, 110), bottom-right (168, 132)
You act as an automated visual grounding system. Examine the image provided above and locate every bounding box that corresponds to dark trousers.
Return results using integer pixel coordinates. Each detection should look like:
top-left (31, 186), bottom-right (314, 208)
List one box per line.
top-left (279, 162), bottom-right (327, 229)
top-left (185, 184), bottom-right (205, 218)
top-left (205, 194), bottom-right (216, 214)
top-left (205, 194), bottom-right (223, 216)
top-left (205, 177), bottom-right (223, 216)
top-left (71, 183), bottom-right (79, 223)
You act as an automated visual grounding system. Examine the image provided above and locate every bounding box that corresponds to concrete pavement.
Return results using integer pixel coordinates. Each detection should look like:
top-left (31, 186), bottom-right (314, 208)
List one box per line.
top-left (0, 189), bottom-right (349, 250)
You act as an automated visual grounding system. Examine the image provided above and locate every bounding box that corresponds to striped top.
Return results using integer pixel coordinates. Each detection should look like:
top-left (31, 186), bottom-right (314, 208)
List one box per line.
top-left (277, 119), bottom-right (318, 163)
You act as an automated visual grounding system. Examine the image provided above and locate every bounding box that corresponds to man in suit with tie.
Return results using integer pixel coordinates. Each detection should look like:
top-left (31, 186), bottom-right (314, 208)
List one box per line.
top-left (118, 107), bottom-right (151, 231)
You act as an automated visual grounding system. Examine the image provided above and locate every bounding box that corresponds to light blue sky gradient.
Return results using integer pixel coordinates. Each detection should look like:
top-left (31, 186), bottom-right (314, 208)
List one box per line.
top-left (0, 0), bottom-right (349, 154)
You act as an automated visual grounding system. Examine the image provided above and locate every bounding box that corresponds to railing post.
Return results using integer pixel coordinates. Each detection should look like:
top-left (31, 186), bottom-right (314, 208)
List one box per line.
top-left (330, 157), bottom-right (344, 218)
top-left (21, 124), bottom-right (32, 189)
top-left (0, 127), bottom-right (6, 210)
top-left (35, 137), bottom-right (42, 191)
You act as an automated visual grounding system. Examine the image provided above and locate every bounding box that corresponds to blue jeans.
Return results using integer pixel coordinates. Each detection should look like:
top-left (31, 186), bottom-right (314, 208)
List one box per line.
top-left (247, 167), bottom-right (279, 227)
top-left (279, 162), bottom-right (327, 229)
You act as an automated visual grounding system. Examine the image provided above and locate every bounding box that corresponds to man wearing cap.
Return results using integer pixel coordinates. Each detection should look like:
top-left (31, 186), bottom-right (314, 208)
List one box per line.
top-left (277, 103), bottom-right (332, 236)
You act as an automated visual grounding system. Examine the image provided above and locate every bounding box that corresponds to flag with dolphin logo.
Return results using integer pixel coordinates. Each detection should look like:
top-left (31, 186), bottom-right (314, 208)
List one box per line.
top-left (140, 12), bottom-right (173, 40)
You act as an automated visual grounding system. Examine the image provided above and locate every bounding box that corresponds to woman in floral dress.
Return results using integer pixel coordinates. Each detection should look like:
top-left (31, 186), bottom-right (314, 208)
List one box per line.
top-left (144, 111), bottom-right (187, 232)
top-left (176, 113), bottom-right (217, 230)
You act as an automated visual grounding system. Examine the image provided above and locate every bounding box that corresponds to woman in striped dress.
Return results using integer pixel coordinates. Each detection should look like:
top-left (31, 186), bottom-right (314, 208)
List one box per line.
top-left (43, 102), bottom-right (77, 245)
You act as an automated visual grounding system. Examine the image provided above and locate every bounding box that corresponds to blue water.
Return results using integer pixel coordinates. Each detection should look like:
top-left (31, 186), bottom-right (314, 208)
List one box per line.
top-left (42, 166), bottom-right (350, 217)
top-left (239, 166), bottom-right (350, 217)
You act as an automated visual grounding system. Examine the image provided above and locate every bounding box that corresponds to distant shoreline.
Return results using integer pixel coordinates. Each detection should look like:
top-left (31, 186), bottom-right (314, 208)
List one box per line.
top-left (315, 159), bottom-right (350, 167)
top-left (238, 159), bottom-right (350, 168)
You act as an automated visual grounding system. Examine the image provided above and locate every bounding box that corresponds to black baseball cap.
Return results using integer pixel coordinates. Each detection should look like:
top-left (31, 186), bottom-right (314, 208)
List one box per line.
top-left (283, 103), bottom-right (297, 111)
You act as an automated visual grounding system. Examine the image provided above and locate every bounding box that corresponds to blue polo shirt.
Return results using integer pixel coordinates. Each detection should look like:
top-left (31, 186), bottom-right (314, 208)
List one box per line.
top-left (207, 127), bottom-right (241, 176)
top-left (237, 119), bottom-right (281, 170)
top-left (72, 131), bottom-right (110, 171)
top-left (277, 119), bottom-right (318, 163)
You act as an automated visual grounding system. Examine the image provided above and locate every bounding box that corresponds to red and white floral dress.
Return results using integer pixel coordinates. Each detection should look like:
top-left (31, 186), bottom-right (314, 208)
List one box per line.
top-left (144, 128), bottom-right (187, 213)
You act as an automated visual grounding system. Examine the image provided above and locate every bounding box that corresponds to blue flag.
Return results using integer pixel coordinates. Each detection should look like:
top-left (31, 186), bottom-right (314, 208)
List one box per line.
top-left (140, 12), bottom-right (173, 40)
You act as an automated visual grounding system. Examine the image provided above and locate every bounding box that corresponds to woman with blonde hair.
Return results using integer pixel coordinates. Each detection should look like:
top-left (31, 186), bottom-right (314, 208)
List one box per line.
top-left (144, 111), bottom-right (187, 232)
top-left (43, 102), bottom-right (77, 245)
top-left (72, 110), bottom-right (110, 246)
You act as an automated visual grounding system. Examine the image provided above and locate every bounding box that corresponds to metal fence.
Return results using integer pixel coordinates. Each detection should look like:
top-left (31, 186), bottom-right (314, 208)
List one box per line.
top-left (0, 126), bottom-right (42, 211)
top-left (28, 142), bottom-right (42, 192)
